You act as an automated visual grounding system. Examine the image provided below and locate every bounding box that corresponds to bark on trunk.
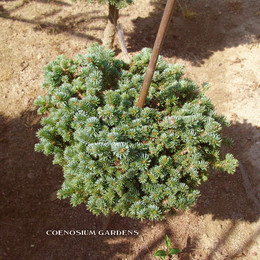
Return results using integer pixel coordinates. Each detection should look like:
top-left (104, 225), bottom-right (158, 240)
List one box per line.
top-left (103, 4), bottom-right (119, 49)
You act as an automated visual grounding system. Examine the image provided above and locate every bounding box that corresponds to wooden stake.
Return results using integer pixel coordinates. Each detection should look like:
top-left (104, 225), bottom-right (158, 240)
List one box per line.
top-left (117, 23), bottom-right (130, 63)
top-left (136, 0), bottom-right (176, 108)
top-left (103, 4), bottom-right (130, 63)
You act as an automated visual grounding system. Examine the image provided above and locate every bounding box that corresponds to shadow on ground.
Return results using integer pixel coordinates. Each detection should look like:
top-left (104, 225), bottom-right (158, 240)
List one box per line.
top-left (127, 0), bottom-right (260, 65)
top-left (0, 0), bottom-right (106, 42)
top-left (0, 111), bottom-right (141, 259)
top-left (193, 120), bottom-right (260, 222)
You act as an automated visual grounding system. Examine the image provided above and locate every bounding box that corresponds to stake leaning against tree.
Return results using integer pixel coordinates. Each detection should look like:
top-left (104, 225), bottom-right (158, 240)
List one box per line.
top-left (102, 0), bottom-right (176, 230)
top-left (137, 0), bottom-right (176, 108)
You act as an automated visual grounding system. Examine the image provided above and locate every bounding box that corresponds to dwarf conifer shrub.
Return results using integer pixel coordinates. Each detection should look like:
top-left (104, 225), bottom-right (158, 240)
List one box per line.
top-left (35, 44), bottom-right (238, 221)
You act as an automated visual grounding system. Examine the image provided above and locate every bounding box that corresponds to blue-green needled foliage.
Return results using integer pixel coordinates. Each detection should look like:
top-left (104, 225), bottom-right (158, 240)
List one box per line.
top-left (35, 44), bottom-right (238, 221)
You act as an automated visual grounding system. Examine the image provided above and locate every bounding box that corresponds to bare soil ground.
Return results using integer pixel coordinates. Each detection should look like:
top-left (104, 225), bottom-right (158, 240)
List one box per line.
top-left (0, 0), bottom-right (260, 259)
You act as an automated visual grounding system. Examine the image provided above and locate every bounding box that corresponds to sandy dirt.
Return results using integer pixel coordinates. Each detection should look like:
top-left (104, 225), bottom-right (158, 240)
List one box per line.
top-left (0, 0), bottom-right (260, 259)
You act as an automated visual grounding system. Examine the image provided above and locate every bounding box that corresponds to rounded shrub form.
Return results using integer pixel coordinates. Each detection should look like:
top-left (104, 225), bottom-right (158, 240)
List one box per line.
top-left (35, 44), bottom-right (238, 220)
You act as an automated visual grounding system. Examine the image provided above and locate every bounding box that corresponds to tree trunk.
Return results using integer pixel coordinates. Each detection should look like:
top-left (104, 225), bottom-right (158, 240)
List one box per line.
top-left (103, 3), bottom-right (119, 49)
